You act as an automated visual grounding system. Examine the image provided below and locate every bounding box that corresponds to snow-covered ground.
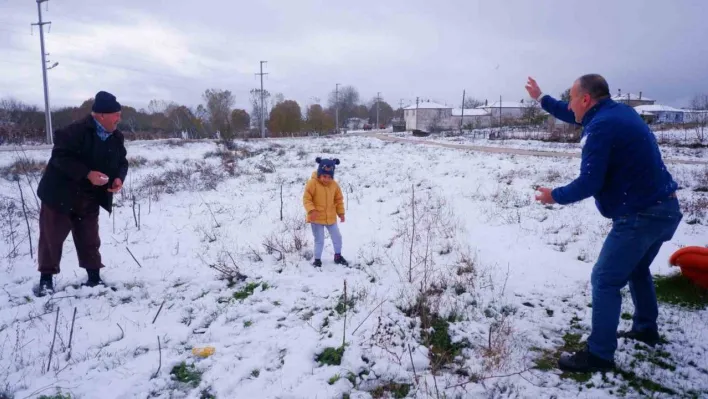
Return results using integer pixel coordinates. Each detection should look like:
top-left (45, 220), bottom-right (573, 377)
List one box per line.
top-left (387, 128), bottom-right (708, 162)
top-left (0, 136), bottom-right (706, 399)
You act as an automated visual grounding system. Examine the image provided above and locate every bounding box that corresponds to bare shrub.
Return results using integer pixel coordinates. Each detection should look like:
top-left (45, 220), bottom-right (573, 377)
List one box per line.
top-left (127, 156), bottom-right (148, 168)
top-left (682, 196), bottom-right (708, 225)
top-left (256, 159), bottom-right (276, 174)
top-left (138, 161), bottom-right (222, 199)
top-left (208, 251), bottom-right (247, 285)
top-left (482, 313), bottom-right (515, 373)
top-left (204, 148), bottom-right (240, 176)
top-left (0, 158), bottom-right (45, 180)
top-left (262, 215), bottom-right (309, 258)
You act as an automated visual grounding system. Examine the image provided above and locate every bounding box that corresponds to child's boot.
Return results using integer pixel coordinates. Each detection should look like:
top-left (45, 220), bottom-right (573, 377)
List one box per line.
top-left (334, 254), bottom-right (349, 266)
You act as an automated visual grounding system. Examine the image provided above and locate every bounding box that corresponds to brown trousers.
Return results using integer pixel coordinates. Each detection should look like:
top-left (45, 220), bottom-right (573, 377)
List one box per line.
top-left (38, 193), bottom-right (103, 274)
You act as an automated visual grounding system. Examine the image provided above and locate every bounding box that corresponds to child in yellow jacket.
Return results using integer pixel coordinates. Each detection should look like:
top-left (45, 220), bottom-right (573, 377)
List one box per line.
top-left (303, 157), bottom-right (348, 267)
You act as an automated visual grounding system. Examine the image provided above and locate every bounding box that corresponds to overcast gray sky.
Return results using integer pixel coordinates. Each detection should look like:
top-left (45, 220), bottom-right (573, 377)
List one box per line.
top-left (1, 0), bottom-right (707, 112)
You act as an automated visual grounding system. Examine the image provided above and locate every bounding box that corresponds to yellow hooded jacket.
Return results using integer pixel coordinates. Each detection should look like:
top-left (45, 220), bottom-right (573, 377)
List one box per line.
top-left (303, 171), bottom-right (344, 225)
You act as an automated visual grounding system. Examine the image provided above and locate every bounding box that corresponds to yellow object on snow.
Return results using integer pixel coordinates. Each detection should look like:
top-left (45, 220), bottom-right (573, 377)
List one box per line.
top-left (192, 346), bottom-right (215, 358)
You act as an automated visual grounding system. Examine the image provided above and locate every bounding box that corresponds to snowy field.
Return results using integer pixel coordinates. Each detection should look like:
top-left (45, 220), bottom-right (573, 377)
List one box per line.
top-left (388, 128), bottom-right (708, 162)
top-left (0, 136), bottom-right (707, 399)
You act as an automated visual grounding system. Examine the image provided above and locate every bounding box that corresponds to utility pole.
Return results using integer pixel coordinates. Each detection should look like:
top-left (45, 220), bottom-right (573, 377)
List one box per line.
top-left (33, 0), bottom-right (53, 144)
top-left (335, 83), bottom-right (340, 134)
top-left (499, 95), bottom-right (502, 131)
top-left (460, 89), bottom-right (466, 132)
top-left (415, 97), bottom-right (419, 131)
top-left (376, 92), bottom-right (381, 129)
top-left (255, 61), bottom-right (268, 138)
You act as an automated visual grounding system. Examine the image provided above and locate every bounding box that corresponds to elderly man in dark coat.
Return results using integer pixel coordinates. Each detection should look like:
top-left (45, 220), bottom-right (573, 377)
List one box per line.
top-left (36, 91), bottom-right (128, 296)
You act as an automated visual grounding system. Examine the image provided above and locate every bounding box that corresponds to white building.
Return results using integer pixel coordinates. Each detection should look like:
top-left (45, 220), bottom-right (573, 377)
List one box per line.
top-left (478, 101), bottom-right (526, 120)
top-left (451, 108), bottom-right (491, 128)
top-left (404, 101), bottom-right (453, 131)
top-left (634, 104), bottom-right (684, 124)
top-left (612, 91), bottom-right (655, 107)
top-left (683, 110), bottom-right (708, 124)
top-left (345, 117), bottom-right (367, 130)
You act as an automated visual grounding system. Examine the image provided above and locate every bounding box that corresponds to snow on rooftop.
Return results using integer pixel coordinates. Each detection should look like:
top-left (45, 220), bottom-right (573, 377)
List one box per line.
top-left (451, 108), bottom-right (490, 116)
top-left (403, 101), bottom-right (451, 110)
top-left (634, 104), bottom-right (683, 113)
top-left (480, 101), bottom-right (527, 109)
top-left (612, 93), bottom-right (654, 101)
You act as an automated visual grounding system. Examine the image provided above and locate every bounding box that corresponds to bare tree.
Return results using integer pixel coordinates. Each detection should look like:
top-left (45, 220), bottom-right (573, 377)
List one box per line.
top-left (250, 89), bottom-right (271, 132)
top-left (522, 101), bottom-right (543, 126)
top-left (463, 97), bottom-right (484, 109)
top-left (327, 85), bottom-right (360, 127)
top-left (690, 94), bottom-right (708, 142)
top-left (202, 89), bottom-right (235, 138)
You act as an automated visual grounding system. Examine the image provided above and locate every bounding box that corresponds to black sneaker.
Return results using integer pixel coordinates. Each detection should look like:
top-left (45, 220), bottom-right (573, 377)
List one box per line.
top-left (84, 269), bottom-right (105, 288)
top-left (37, 274), bottom-right (54, 297)
top-left (558, 348), bottom-right (615, 373)
top-left (334, 254), bottom-right (349, 266)
top-left (618, 329), bottom-right (662, 347)
top-left (312, 259), bottom-right (322, 268)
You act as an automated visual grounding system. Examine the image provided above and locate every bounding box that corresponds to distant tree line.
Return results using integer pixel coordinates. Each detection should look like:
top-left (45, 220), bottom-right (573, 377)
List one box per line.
top-left (0, 85), bottom-right (398, 143)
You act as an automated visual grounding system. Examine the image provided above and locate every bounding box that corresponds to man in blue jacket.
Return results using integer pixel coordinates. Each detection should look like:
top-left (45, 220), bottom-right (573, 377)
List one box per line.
top-left (526, 75), bottom-right (682, 372)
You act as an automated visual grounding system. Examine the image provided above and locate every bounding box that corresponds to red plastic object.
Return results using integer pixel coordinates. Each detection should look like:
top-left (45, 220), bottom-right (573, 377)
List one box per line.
top-left (669, 246), bottom-right (708, 289)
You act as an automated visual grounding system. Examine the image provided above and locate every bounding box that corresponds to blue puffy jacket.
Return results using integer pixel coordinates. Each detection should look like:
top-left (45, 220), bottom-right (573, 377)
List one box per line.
top-left (541, 96), bottom-right (677, 219)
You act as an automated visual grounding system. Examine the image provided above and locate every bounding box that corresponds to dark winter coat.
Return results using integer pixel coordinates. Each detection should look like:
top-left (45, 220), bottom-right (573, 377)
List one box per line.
top-left (37, 115), bottom-right (128, 214)
top-left (541, 96), bottom-right (677, 219)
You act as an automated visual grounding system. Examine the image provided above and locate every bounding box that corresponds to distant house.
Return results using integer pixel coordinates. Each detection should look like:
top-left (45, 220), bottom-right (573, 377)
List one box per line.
top-left (634, 104), bottom-right (684, 124)
top-left (451, 108), bottom-right (491, 128)
top-left (612, 90), bottom-right (655, 107)
top-left (345, 117), bottom-right (367, 130)
top-left (478, 101), bottom-right (526, 120)
top-left (683, 109), bottom-right (708, 124)
top-left (404, 101), bottom-right (452, 132)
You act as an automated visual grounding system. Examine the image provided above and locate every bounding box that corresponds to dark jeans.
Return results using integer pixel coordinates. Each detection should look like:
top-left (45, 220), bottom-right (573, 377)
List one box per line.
top-left (37, 193), bottom-right (104, 274)
top-left (588, 197), bottom-right (682, 360)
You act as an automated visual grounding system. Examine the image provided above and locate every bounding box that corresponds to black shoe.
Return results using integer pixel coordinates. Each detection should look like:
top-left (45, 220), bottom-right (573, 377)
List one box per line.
top-left (334, 254), bottom-right (349, 266)
top-left (618, 329), bottom-right (662, 347)
top-left (312, 259), bottom-right (322, 268)
top-left (84, 269), bottom-right (105, 288)
top-left (37, 273), bottom-right (54, 297)
top-left (558, 348), bottom-right (615, 373)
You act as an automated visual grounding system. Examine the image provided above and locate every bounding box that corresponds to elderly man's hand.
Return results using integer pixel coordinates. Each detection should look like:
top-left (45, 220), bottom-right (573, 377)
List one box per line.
top-left (535, 187), bottom-right (556, 205)
top-left (525, 77), bottom-right (542, 100)
top-left (107, 178), bottom-right (123, 193)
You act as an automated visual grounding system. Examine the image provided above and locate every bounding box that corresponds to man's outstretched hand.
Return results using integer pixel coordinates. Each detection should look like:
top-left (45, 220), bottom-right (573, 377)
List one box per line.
top-left (535, 187), bottom-right (556, 205)
top-left (525, 77), bottom-right (542, 100)
top-left (107, 178), bottom-right (123, 193)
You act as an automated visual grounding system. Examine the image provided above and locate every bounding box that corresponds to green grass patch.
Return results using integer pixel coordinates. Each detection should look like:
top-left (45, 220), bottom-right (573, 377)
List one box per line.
top-left (316, 346), bottom-right (344, 366)
top-left (233, 282), bottom-right (268, 300)
top-left (533, 332), bottom-right (585, 373)
top-left (421, 315), bottom-right (467, 367)
top-left (654, 273), bottom-right (708, 309)
top-left (328, 374), bottom-right (341, 385)
top-left (251, 369), bottom-right (260, 378)
top-left (335, 294), bottom-right (357, 315)
top-left (371, 382), bottom-right (411, 399)
top-left (170, 362), bottom-right (202, 387)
